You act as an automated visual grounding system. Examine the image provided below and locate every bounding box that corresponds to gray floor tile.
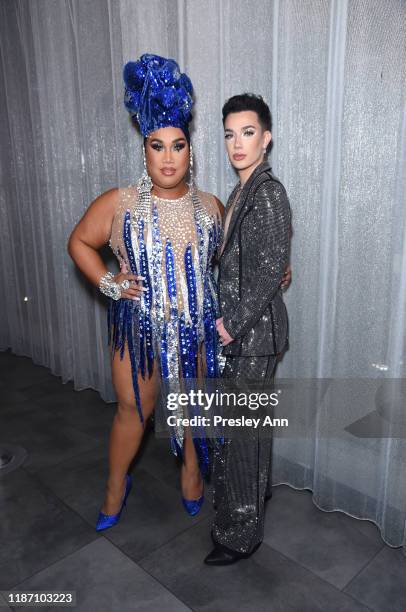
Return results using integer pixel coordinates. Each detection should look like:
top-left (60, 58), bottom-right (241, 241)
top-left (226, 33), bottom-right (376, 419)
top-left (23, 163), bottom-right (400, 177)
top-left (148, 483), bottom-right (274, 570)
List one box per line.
top-left (0, 387), bottom-right (29, 409)
top-left (139, 429), bottom-right (216, 504)
top-left (0, 350), bottom-right (18, 366)
top-left (0, 468), bottom-right (96, 590)
top-left (101, 467), bottom-right (212, 561)
top-left (263, 485), bottom-right (383, 589)
top-left (0, 592), bottom-right (12, 609)
top-left (136, 430), bottom-right (184, 490)
top-left (35, 386), bottom-right (108, 411)
top-left (140, 517), bottom-right (370, 612)
top-left (0, 408), bottom-right (101, 474)
top-left (36, 446), bottom-right (211, 560)
top-left (35, 445), bottom-right (110, 525)
top-left (2, 352), bottom-right (405, 611)
top-left (19, 378), bottom-right (76, 402)
top-left (0, 357), bottom-right (53, 390)
top-left (38, 388), bottom-right (116, 442)
top-left (10, 538), bottom-right (191, 612)
top-left (344, 545), bottom-right (406, 612)
top-left (337, 510), bottom-right (384, 547)
top-left (1, 399), bottom-right (43, 419)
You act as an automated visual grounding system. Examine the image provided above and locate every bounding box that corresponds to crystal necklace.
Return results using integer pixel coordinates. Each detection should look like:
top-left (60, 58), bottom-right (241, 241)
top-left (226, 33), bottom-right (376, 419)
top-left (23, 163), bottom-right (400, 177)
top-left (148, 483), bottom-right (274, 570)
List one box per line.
top-left (151, 190), bottom-right (191, 206)
top-left (132, 181), bottom-right (212, 233)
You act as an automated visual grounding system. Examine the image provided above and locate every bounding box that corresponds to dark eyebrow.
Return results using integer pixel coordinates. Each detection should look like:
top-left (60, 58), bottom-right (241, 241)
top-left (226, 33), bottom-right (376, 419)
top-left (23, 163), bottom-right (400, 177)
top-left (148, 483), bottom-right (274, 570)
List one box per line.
top-left (149, 137), bottom-right (186, 143)
top-left (224, 125), bottom-right (257, 132)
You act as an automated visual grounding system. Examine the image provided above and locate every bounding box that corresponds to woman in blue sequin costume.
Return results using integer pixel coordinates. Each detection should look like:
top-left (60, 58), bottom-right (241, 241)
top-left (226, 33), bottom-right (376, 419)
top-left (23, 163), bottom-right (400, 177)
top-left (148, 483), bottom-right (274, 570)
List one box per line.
top-left (68, 54), bottom-right (223, 529)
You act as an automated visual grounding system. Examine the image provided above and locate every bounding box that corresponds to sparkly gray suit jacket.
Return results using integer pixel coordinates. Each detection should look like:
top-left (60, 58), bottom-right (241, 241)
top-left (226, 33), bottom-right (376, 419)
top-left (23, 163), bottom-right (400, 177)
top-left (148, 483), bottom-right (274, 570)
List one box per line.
top-left (218, 161), bottom-right (291, 357)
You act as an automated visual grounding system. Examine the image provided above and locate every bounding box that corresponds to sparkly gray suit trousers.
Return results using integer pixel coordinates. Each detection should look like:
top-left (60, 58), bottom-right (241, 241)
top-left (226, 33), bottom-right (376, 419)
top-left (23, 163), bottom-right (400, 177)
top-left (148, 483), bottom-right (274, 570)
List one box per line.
top-left (211, 354), bottom-right (277, 554)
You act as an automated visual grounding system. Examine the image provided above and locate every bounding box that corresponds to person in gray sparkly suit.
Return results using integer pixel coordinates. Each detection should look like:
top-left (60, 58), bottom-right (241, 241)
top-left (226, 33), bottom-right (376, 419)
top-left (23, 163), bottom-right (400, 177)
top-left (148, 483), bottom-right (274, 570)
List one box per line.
top-left (205, 93), bottom-right (292, 565)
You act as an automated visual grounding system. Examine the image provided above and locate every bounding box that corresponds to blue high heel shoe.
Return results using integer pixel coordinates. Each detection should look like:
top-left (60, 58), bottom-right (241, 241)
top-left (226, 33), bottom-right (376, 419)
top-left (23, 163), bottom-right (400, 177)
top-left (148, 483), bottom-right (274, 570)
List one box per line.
top-left (96, 474), bottom-right (132, 532)
top-left (182, 494), bottom-right (204, 516)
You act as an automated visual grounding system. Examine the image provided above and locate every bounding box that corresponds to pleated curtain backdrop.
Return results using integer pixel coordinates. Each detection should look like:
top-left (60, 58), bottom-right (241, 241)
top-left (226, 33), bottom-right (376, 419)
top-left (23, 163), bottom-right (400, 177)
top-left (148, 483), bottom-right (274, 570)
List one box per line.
top-left (1, 0), bottom-right (405, 552)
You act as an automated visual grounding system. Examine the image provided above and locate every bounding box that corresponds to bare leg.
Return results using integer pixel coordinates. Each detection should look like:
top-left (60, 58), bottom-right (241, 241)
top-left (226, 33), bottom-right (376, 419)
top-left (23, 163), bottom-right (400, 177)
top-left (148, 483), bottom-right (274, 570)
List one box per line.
top-left (100, 348), bottom-right (159, 515)
top-left (181, 346), bottom-right (206, 500)
top-left (181, 433), bottom-right (204, 499)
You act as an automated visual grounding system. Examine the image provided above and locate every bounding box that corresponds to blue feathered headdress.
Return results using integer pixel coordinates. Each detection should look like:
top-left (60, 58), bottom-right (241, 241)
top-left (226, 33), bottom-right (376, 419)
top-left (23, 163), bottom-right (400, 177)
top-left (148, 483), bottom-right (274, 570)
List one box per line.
top-left (123, 53), bottom-right (194, 139)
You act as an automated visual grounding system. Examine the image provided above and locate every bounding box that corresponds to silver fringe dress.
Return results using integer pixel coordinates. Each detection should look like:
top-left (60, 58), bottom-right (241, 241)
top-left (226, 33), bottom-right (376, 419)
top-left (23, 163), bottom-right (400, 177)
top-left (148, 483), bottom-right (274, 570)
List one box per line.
top-left (108, 185), bottom-right (222, 474)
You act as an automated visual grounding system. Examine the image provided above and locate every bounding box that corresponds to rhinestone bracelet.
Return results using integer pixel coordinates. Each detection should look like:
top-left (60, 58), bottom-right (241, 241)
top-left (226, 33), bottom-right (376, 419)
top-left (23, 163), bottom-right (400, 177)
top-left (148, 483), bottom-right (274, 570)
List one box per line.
top-left (99, 271), bottom-right (121, 301)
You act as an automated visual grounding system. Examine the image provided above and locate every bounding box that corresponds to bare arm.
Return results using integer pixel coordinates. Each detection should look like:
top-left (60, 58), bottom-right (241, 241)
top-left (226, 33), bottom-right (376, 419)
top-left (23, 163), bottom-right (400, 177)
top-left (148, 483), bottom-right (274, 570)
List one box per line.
top-left (67, 188), bottom-right (119, 286)
top-left (67, 188), bottom-right (143, 300)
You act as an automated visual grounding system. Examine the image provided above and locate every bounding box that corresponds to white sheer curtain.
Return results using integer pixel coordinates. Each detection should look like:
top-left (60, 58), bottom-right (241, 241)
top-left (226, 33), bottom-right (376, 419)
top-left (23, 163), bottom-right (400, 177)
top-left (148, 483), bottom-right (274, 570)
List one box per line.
top-left (1, 0), bottom-right (405, 552)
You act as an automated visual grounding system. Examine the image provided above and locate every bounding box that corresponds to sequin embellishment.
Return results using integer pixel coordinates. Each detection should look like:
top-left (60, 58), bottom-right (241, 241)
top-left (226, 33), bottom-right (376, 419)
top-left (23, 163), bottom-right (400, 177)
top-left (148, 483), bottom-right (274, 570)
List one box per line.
top-left (108, 186), bottom-right (222, 473)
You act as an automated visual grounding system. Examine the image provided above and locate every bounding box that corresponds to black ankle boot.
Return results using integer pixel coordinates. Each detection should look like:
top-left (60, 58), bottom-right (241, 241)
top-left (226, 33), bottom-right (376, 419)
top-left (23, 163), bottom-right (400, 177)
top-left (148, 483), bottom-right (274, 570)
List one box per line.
top-left (204, 540), bottom-right (261, 566)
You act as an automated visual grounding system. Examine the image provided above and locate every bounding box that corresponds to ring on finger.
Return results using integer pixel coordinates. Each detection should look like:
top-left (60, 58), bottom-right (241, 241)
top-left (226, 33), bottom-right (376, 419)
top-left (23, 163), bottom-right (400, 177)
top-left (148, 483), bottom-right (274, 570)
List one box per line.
top-left (120, 279), bottom-right (130, 291)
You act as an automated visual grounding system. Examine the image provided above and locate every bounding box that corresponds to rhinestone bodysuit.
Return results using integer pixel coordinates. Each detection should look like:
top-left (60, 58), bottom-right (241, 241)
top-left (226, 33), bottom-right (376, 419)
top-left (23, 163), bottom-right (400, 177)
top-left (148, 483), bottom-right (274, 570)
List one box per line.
top-left (108, 185), bottom-right (222, 470)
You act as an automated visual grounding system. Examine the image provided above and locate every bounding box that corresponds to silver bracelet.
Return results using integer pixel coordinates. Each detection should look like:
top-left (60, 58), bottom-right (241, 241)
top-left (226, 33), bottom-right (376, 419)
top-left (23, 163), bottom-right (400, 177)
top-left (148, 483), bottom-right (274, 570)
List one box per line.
top-left (99, 271), bottom-right (121, 301)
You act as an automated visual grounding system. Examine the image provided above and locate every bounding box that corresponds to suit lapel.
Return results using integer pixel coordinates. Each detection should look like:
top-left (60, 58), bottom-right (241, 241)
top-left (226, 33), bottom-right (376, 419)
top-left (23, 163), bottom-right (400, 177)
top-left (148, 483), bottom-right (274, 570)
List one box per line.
top-left (219, 161), bottom-right (271, 259)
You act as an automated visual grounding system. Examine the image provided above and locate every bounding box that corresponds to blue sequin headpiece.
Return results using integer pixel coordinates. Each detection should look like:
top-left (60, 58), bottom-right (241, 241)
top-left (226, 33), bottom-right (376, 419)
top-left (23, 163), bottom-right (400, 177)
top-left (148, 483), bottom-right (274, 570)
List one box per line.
top-left (123, 53), bottom-right (194, 140)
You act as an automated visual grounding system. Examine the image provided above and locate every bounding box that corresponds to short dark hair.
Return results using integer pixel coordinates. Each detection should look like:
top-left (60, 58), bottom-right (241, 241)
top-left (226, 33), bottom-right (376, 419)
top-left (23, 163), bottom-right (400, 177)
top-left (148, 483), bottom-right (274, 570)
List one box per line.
top-left (222, 93), bottom-right (272, 133)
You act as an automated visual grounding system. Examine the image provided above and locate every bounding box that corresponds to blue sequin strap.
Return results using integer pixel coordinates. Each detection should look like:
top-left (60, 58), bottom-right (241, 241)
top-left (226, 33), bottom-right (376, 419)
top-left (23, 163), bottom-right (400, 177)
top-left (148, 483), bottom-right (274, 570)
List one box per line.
top-left (108, 209), bottom-right (144, 425)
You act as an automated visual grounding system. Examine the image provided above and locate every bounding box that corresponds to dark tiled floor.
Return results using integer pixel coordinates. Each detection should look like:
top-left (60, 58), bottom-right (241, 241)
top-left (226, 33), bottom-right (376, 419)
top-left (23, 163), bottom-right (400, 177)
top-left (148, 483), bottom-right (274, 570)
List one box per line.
top-left (1, 350), bottom-right (405, 611)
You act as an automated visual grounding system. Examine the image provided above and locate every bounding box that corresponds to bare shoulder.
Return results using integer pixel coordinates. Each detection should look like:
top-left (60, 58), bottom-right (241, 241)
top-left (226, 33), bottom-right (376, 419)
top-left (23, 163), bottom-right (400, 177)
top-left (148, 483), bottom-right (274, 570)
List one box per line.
top-left (87, 187), bottom-right (120, 216)
top-left (81, 185), bottom-right (137, 223)
top-left (69, 187), bottom-right (123, 247)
